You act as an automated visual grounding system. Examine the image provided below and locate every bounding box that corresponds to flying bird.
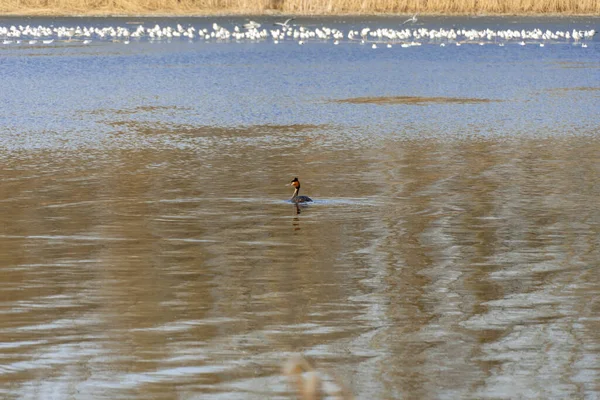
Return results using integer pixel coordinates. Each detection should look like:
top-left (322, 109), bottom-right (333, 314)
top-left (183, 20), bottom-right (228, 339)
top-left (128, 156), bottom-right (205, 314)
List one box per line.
top-left (274, 18), bottom-right (295, 28)
top-left (403, 14), bottom-right (418, 25)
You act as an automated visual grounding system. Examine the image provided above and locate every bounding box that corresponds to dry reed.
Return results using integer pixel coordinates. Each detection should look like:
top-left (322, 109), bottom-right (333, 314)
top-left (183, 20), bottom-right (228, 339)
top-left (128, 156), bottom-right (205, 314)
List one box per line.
top-left (1, 0), bottom-right (599, 15)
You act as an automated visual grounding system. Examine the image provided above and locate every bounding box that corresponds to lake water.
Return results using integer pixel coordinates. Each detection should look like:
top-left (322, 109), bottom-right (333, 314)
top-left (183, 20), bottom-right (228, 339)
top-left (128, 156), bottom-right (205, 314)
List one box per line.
top-left (1, 15), bottom-right (599, 399)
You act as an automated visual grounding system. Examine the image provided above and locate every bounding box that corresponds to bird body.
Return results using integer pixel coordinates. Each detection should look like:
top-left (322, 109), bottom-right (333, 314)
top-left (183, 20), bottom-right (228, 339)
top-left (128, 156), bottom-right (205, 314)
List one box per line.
top-left (289, 178), bottom-right (313, 203)
top-left (243, 21), bottom-right (261, 30)
top-left (275, 18), bottom-right (295, 28)
top-left (403, 14), bottom-right (418, 25)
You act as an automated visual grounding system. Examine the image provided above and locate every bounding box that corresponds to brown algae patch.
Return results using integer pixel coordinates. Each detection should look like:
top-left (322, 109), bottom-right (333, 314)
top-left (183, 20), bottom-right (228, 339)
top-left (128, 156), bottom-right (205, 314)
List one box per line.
top-left (82, 105), bottom-right (193, 117)
top-left (333, 96), bottom-right (499, 105)
top-left (544, 86), bottom-right (600, 98)
top-left (547, 87), bottom-right (600, 92)
top-left (105, 121), bottom-right (330, 137)
top-left (554, 62), bottom-right (600, 69)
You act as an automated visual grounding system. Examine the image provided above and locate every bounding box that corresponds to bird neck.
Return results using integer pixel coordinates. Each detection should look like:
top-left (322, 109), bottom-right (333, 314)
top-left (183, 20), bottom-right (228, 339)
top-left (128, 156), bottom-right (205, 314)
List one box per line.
top-left (291, 188), bottom-right (299, 199)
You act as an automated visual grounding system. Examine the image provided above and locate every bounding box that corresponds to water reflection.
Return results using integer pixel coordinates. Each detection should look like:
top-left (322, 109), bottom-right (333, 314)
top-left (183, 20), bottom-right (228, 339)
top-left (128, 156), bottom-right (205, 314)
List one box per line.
top-left (1, 134), bottom-right (599, 398)
top-left (1, 14), bottom-right (600, 399)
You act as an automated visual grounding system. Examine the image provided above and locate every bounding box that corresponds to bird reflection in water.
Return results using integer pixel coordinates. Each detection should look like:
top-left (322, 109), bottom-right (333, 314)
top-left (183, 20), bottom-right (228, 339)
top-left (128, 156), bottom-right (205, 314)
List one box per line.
top-left (287, 177), bottom-right (313, 226)
top-left (293, 213), bottom-right (301, 231)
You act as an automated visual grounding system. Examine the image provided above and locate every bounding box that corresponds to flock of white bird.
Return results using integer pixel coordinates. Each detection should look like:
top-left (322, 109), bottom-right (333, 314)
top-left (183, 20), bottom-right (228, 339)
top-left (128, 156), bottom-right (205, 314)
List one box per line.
top-left (0, 20), bottom-right (596, 48)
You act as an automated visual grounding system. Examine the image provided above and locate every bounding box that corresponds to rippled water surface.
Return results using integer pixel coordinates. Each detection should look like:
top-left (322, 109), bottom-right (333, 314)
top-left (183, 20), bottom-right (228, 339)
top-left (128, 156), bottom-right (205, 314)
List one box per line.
top-left (1, 15), bottom-right (600, 399)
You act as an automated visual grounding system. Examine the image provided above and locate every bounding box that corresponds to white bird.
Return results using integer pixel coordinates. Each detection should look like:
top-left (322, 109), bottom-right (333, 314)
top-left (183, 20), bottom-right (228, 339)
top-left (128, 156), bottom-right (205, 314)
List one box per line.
top-left (243, 21), bottom-right (261, 30)
top-left (274, 18), bottom-right (295, 28)
top-left (403, 14), bottom-right (418, 25)
top-left (0, 21), bottom-right (590, 50)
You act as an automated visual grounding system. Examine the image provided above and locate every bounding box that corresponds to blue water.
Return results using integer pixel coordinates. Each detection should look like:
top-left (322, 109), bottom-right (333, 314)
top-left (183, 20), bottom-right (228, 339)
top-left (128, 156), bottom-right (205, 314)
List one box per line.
top-left (1, 16), bottom-right (598, 150)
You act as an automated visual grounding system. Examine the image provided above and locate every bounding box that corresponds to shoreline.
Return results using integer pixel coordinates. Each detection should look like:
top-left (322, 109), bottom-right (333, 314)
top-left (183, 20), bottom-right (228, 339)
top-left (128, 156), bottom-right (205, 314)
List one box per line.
top-left (1, 9), bottom-right (599, 18)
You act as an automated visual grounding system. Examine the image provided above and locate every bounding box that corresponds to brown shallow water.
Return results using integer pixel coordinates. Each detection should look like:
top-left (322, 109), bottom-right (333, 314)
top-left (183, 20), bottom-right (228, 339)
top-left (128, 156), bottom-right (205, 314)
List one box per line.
top-left (1, 130), bottom-right (599, 399)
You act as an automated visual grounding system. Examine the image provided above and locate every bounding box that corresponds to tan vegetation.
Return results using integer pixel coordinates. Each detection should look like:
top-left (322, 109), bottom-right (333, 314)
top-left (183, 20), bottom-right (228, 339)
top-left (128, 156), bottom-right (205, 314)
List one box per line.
top-left (1, 0), bottom-right (599, 16)
top-left (283, 354), bottom-right (353, 400)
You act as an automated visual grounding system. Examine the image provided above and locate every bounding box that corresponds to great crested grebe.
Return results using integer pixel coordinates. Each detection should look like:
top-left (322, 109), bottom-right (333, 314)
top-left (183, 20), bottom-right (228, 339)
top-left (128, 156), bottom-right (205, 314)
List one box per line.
top-left (289, 177), bottom-right (313, 203)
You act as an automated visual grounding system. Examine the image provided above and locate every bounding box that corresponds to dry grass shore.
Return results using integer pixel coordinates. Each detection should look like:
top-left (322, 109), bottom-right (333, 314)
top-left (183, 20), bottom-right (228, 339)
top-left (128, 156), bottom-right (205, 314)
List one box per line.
top-left (1, 0), bottom-right (599, 17)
